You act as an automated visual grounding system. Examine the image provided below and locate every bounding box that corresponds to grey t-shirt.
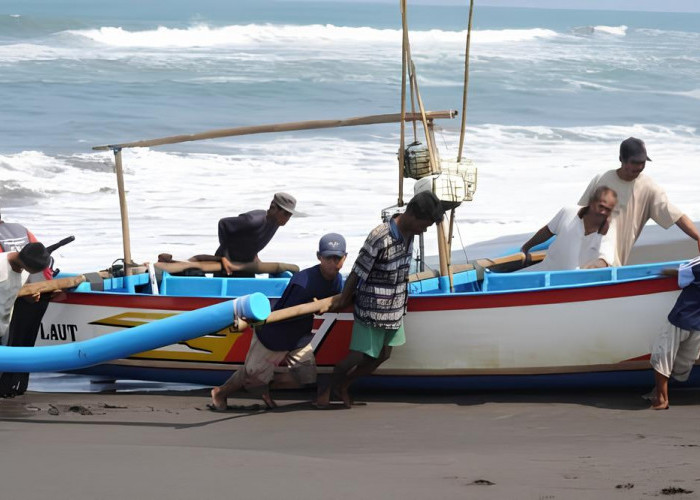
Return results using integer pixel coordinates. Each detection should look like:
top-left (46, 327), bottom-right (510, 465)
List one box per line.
top-left (215, 209), bottom-right (279, 263)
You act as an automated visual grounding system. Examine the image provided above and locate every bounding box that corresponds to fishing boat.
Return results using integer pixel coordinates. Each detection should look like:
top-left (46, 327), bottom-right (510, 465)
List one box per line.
top-left (11, 1), bottom-right (700, 390)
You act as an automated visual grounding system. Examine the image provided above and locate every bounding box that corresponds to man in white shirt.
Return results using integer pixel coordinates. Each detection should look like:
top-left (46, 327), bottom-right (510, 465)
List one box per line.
top-left (0, 243), bottom-right (51, 343)
top-left (578, 137), bottom-right (700, 266)
top-left (521, 186), bottom-right (617, 272)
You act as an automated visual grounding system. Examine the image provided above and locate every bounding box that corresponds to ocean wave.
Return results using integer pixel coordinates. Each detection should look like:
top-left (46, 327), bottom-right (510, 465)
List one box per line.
top-left (571, 25), bottom-right (627, 37)
top-left (0, 151), bottom-right (116, 197)
top-left (4, 126), bottom-right (700, 273)
top-left (64, 23), bottom-right (559, 49)
top-left (562, 79), bottom-right (620, 92)
top-left (593, 25), bottom-right (627, 36)
top-left (657, 88), bottom-right (700, 100)
top-left (0, 43), bottom-right (80, 63)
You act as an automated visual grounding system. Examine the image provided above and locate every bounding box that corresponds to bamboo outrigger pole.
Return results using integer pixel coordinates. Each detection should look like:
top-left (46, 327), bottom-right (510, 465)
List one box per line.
top-left (93, 111), bottom-right (456, 151)
top-left (95, 110), bottom-right (457, 272)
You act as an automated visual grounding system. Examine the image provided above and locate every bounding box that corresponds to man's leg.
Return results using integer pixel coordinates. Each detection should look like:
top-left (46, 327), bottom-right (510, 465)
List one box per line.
top-left (316, 350), bottom-right (365, 407)
top-left (649, 323), bottom-right (680, 409)
top-left (336, 346), bottom-right (393, 405)
top-left (9, 296), bottom-right (51, 394)
top-left (210, 367), bottom-right (246, 410)
top-left (652, 370), bottom-right (670, 410)
top-left (245, 383), bottom-right (278, 409)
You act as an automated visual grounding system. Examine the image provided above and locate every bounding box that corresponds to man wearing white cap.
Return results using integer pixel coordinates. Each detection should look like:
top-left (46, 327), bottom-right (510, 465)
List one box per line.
top-left (214, 192), bottom-right (297, 277)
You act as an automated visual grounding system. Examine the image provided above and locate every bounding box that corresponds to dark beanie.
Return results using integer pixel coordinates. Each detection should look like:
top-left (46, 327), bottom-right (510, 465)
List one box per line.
top-left (18, 242), bottom-right (51, 271)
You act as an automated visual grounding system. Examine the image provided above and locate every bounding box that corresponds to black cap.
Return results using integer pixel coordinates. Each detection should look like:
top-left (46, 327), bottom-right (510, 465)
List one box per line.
top-left (407, 191), bottom-right (445, 224)
top-left (620, 137), bottom-right (651, 163)
top-left (18, 242), bottom-right (51, 271)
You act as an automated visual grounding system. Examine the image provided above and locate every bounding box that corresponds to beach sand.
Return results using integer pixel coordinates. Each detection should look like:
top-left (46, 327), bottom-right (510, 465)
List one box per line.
top-left (1, 387), bottom-right (699, 500)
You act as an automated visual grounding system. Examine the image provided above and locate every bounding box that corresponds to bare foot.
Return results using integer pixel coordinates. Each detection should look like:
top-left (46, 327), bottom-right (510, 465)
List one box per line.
top-left (315, 387), bottom-right (331, 408)
top-left (210, 387), bottom-right (227, 411)
top-left (337, 383), bottom-right (352, 409)
top-left (650, 397), bottom-right (669, 410)
top-left (261, 393), bottom-right (278, 409)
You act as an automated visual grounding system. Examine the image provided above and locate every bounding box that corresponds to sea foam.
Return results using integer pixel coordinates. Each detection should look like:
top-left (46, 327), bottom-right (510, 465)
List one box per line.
top-left (3, 124), bottom-right (699, 273)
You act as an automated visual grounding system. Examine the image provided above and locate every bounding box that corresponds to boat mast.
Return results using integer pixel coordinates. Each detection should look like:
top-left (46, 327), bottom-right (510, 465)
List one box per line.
top-left (399, 0), bottom-right (451, 285)
top-left (446, 0), bottom-right (476, 283)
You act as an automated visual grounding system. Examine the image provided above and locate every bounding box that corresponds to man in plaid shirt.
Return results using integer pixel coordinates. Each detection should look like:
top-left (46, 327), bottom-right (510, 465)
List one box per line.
top-left (316, 191), bottom-right (444, 408)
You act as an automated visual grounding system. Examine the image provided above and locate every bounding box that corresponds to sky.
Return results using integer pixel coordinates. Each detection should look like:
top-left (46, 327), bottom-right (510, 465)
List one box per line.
top-left (303, 0), bottom-right (700, 13)
top-left (467, 0), bottom-right (700, 12)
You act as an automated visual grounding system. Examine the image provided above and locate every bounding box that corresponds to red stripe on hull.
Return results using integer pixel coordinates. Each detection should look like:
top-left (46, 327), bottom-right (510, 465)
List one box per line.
top-left (52, 292), bottom-right (227, 310)
top-left (408, 277), bottom-right (678, 311)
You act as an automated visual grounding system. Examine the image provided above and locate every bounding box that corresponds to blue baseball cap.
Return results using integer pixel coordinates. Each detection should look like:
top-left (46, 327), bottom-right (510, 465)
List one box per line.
top-left (318, 233), bottom-right (346, 257)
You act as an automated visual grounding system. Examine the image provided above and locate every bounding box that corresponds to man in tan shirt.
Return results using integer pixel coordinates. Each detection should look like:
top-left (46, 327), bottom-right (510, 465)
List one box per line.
top-left (578, 137), bottom-right (700, 266)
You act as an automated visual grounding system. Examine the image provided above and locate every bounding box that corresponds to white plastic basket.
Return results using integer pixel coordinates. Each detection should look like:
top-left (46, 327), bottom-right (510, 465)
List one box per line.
top-left (440, 158), bottom-right (477, 201)
top-left (414, 173), bottom-right (467, 204)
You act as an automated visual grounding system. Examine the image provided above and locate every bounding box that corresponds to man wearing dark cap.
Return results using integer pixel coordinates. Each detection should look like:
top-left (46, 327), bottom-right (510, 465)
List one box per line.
top-left (579, 137), bottom-right (700, 266)
top-left (0, 213), bottom-right (53, 397)
top-left (0, 243), bottom-right (51, 344)
top-left (316, 191), bottom-right (444, 408)
top-left (214, 192), bottom-right (298, 277)
top-left (209, 233), bottom-right (347, 410)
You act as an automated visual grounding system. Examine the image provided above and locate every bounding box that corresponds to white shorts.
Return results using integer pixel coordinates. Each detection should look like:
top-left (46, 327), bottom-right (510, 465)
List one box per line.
top-left (651, 322), bottom-right (700, 382)
top-left (286, 343), bottom-right (317, 385)
top-left (237, 333), bottom-right (288, 388)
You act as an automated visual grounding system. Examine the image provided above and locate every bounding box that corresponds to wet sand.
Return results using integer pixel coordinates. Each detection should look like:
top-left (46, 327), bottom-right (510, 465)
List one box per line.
top-left (1, 387), bottom-right (700, 500)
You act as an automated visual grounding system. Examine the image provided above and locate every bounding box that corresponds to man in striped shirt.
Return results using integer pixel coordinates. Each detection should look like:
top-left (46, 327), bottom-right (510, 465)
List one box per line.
top-left (316, 191), bottom-right (444, 408)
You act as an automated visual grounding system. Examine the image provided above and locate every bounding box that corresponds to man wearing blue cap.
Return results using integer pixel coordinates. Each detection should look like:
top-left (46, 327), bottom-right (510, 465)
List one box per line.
top-left (209, 233), bottom-right (347, 410)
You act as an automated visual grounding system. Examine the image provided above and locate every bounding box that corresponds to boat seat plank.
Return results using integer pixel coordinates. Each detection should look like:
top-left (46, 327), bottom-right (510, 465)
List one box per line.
top-left (160, 274), bottom-right (288, 298)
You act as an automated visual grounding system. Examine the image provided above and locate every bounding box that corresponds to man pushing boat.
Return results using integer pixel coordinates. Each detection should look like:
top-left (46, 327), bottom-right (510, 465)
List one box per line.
top-left (209, 233), bottom-right (347, 410)
top-left (520, 186), bottom-right (618, 272)
top-left (648, 257), bottom-right (700, 410)
top-left (0, 244), bottom-right (51, 345)
top-left (214, 192), bottom-right (299, 277)
top-left (579, 137), bottom-right (700, 266)
top-left (154, 192), bottom-right (301, 277)
top-left (316, 191), bottom-right (444, 408)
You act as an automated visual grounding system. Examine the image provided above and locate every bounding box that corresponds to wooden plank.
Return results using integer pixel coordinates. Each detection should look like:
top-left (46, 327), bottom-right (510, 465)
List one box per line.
top-left (18, 276), bottom-right (86, 298)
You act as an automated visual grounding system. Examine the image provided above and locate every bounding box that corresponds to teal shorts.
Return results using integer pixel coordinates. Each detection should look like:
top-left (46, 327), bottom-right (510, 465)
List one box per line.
top-left (349, 320), bottom-right (406, 359)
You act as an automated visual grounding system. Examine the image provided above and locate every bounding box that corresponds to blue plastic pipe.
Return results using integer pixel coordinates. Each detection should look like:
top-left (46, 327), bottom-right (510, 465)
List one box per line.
top-left (0, 292), bottom-right (271, 372)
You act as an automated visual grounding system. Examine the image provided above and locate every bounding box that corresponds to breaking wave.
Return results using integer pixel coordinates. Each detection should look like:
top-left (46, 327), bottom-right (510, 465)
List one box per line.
top-left (65, 24), bottom-right (559, 49)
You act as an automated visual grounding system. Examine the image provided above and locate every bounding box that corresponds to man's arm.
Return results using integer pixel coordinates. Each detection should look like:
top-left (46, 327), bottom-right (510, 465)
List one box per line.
top-left (581, 258), bottom-right (609, 269)
top-left (329, 271), bottom-right (358, 312)
top-left (521, 226), bottom-right (555, 255)
top-left (675, 215), bottom-right (700, 254)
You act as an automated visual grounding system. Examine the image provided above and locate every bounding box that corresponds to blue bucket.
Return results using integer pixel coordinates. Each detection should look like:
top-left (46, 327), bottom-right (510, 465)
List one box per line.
top-left (233, 292), bottom-right (271, 322)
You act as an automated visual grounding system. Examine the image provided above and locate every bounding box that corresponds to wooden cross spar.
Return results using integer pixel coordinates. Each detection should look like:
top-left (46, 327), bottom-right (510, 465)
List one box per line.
top-left (92, 110), bottom-right (457, 276)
